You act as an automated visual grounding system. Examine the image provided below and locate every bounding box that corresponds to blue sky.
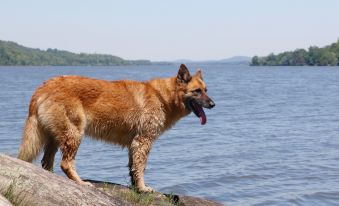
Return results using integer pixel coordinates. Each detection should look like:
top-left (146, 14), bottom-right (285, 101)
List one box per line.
top-left (1, 0), bottom-right (339, 61)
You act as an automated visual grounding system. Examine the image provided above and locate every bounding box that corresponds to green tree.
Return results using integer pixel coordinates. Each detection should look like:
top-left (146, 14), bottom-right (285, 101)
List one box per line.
top-left (319, 51), bottom-right (338, 66)
top-left (251, 56), bottom-right (260, 65)
top-left (291, 49), bottom-right (307, 66)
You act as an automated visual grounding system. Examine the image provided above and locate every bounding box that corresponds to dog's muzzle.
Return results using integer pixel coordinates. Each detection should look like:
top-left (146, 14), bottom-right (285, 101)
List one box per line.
top-left (207, 100), bottom-right (215, 109)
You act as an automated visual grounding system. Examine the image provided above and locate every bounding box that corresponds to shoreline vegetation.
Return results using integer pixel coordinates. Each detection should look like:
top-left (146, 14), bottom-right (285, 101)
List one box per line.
top-left (4, 38), bottom-right (339, 67)
top-left (0, 40), bottom-right (152, 66)
top-left (251, 39), bottom-right (339, 66)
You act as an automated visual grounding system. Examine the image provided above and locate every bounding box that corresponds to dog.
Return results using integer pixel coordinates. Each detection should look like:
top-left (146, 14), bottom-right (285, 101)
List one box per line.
top-left (18, 64), bottom-right (215, 192)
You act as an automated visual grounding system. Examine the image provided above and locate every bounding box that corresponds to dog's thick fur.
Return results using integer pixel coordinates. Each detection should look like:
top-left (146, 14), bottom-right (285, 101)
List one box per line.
top-left (18, 64), bottom-right (215, 192)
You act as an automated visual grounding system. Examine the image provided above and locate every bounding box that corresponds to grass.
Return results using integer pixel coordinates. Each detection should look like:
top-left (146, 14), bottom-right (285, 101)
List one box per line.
top-left (1, 179), bottom-right (31, 206)
top-left (123, 186), bottom-right (156, 205)
top-left (3, 180), bottom-right (16, 202)
top-left (102, 184), bottom-right (155, 205)
top-left (101, 183), bottom-right (181, 206)
top-left (0, 177), bottom-right (36, 206)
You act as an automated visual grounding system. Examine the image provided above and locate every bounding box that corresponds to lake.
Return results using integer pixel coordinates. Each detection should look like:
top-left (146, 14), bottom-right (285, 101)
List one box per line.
top-left (1, 64), bottom-right (339, 206)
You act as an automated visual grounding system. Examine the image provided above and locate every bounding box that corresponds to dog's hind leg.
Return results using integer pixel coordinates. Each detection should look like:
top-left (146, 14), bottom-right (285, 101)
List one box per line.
top-left (41, 138), bottom-right (58, 171)
top-left (128, 148), bottom-right (135, 185)
top-left (47, 103), bottom-right (90, 186)
top-left (129, 135), bottom-right (154, 193)
top-left (58, 126), bottom-right (91, 186)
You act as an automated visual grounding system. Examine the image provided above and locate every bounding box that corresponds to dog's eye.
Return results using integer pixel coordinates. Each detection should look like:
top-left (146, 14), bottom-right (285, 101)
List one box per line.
top-left (194, 88), bottom-right (202, 93)
top-left (205, 88), bottom-right (208, 92)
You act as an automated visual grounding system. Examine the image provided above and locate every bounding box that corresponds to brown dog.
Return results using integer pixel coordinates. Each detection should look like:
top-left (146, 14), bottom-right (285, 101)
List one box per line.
top-left (18, 64), bottom-right (215, 192)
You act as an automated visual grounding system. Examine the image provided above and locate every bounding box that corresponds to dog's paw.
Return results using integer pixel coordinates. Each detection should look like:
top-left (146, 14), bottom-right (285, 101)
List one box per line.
top-left (137, 185), bottom-right (155, 193)
top-left (78, 180), bottom-right (94, 187)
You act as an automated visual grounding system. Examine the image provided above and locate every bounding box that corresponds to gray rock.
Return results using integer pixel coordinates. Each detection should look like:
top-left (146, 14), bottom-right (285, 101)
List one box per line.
top-left (0, 154), bottom-right (225, 206)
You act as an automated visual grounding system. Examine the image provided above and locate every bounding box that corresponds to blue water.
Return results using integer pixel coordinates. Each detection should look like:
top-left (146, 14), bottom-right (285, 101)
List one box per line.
top-left (1, 65), bottom-right (339, 206)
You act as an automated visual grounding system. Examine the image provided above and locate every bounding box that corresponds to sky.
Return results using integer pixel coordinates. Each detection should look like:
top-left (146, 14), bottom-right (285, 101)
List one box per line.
top-left (1, 0), bottom-right (339, 61)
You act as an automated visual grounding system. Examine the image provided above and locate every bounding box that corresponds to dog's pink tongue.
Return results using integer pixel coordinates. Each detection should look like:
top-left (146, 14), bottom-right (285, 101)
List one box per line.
top-left (199, 108), bottom-right (207, 125)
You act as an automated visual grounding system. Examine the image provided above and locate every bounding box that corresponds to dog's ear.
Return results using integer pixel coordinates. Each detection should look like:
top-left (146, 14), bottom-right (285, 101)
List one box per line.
top-left (195, 69), bottom-right (203, 80)
top-left (177, 64), bottom-right (192, 84)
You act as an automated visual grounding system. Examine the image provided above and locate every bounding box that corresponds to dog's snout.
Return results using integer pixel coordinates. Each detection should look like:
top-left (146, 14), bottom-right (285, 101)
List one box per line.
top-left (209, 100), bottom-right (215, 108)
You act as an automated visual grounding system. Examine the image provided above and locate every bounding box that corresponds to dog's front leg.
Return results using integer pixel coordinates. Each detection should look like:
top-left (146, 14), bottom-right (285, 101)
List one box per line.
top-left (129, 135), bottom-right (154, 193)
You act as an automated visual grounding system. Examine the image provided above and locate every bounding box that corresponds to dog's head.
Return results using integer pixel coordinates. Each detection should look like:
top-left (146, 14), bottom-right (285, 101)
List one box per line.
top-left (176, 64), bottom-right (215, 125)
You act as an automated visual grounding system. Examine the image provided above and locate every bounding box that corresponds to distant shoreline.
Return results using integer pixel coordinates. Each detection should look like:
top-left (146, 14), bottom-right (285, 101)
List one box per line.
top-left (0, 40), bottom-right (153, 66)
top-left (0, 40), bottom-right (252, 66)
top-left (251, 39), bottom-right (339, 66)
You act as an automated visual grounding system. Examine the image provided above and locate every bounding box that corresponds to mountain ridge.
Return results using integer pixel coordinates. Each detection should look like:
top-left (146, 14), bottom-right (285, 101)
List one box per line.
top-left (173, 56), bottom-right (251, 65)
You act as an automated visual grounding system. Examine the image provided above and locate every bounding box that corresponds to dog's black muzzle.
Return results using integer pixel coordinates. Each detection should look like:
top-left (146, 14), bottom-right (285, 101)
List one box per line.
top-left (200, 97), bottom-right (215, 109)
top-left (208, 100), bottom-right (215, 108)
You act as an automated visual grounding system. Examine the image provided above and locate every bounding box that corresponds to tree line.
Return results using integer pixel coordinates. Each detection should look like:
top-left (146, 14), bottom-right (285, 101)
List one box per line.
top-left (0, 40), bottom-right (151, 66)
top-left (251, 40), bottom-right (339, 66)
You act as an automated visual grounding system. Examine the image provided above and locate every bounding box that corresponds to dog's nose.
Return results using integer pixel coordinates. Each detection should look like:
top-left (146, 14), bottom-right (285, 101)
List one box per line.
top-left (209, 100), bottom-right (215, 108)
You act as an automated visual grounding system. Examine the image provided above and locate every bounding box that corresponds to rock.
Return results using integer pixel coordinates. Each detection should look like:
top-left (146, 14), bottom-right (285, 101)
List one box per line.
top-left (0, 194), bottom-right (13, 206)
top-left (86, 180), bottom-right (225, 206)
top-left (179, 195), bottom-right (224, 206)
top-left (0, 154), bottom-right (225, 206)
top-left (0, 154), bottom-right (129, 206)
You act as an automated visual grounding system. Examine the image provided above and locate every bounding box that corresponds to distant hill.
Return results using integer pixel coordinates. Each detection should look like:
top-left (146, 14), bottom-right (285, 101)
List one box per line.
top-left (174, 56), bottom-right (251, 65)
top-left (0, 40), bottom-right (151, 66)
top-left (251, 40), bottom-right (339, 66)
top-left (218, 56), bottom-right (251, 64)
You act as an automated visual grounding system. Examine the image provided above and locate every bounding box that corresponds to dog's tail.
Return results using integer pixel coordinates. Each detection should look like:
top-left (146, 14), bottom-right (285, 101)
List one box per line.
top-left (18, 114), bottom-right (45, 162)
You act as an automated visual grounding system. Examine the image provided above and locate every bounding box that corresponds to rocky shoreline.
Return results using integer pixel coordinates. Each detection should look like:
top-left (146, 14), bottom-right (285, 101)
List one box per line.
top-left (0, 154), bottom-right (224, 206)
